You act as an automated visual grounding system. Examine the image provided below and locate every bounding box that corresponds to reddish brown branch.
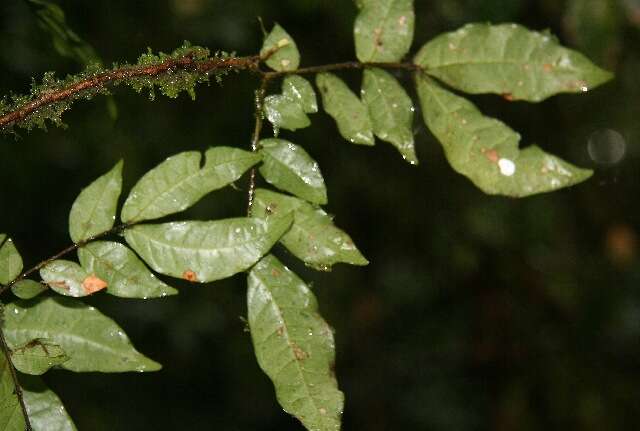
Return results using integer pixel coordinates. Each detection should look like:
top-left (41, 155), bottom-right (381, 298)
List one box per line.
top-left (0, 53), bottom-right (261, 131)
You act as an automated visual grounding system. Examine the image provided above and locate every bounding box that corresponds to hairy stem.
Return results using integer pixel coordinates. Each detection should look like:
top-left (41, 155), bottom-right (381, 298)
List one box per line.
top-left (0, 223), bottom-right (133, 296)
top-left (0, 329), bottom-right (32, 430)
top-left (0, 53), bottom-right (261, 131)
top-left (246, 75), bottom-right (272, 216)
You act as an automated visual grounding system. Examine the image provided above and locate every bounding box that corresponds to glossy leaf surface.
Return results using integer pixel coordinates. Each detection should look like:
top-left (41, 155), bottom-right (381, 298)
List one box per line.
top-left (316, 73), bottom-right (374, 146)
top-left (248, 255), bottom-right (344, 431)
top-left (4, 297), bottom-right (161, 372)
top-left (415, 74), bottom-right (592, 196)
top-left (261, 24), bottom-right (300, 71)
top-left (259, 139), bottom-right (327, 205)
top-left (121, 148), bottom-right (260, 223)
top-left (354, 0), bottom-right (415, 62)
top-left (11, 339), bottom-right (69, 375)
top-left (0, 345), bottom-right (26, 430)
top-left (68, 160), bottom-right (122, 243)
top-left (40, 260), bottom-right (106, 298)
top-left (414, 23), bottom-right (613, 102)
top-left (362, 68), bottom-right (417, 164)
top-left (264, 94), bottom-right (311, 132)
top-left (283, 75), bottom-right (318, 114)
top-left (0, 235), bottom-right (22, 285)
top-left (124, 215), bottom-right (293, 283)
top-left (11, 280), bottom-right (47, 300)
top-left (78, 241), bottom-right (177, 298)
top-left (254, 189), bottom-right (368, 269)
top-left (21, 375), bottom-right (77, 431)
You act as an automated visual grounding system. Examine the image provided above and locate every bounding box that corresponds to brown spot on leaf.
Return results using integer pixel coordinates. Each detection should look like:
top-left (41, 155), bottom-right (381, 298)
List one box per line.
top-left (276, 326), bottom-right (284, 337)
top-left (502, 93), bottom-right (514, 102)
top-left (265, 203), bottom-right (278, 215)
top-left (271, 268), bottom-right (281, 277)
top-left (182, 270), bottom-right (198, 282)
top-left (292, 343), bottom-right (309, 361)
top-left (482, 148), bottom-right (500, 163)
top-left (49, 280), bottom-right (69, 290)
top-left (543, 63), bottom-right (554, 72)
top-left (82, 275), bottom-right (108, 294)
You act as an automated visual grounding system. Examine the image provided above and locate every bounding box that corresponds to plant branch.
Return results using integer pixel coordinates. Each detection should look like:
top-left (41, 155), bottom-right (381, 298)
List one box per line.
top-left (0, 53), bottom-right (261, 131)
top-left (0, 223), bottom-right (133, 296)
top-left (0, 329), bottom-right (32, 430)
top-left (262, 60), bottom-right (423, 79)
top-left (246, 75), bottom-right (272, 216)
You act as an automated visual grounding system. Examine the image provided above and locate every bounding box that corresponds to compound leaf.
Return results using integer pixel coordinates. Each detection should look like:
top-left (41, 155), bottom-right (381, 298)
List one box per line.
top-left (264, 94), bottom-right (311, 132)
top-left (316, 73), bottom-right (374, 146)
top-left (354, 0), bottom-right (415, 62)
top-left (0, 343), bottom-right (26, 430)
top-left (4, 297), bottom-right (161, 372)
top-left (362, 68), bottom-right (417, 164)
top-left (259, 139), bottom-right (327, 205)
top-left (40, 260), bottom-right (107, 298)
top-left (11, 280), bottom-right (47, 300)
top-left (253, 189), bottom-right (368, 270)
top-left (261, 24), bottom-right (300, 71)
top-left (248, 255), bottom-right (344, 431)
top-left (415, 73), bottom-right (592, 196)
top-left (78, 241), bottom-right (177, 299)
top-left (0, 235), bottom-right (22, 285)
top-left (21, 375), bottom-right (77, 431)
top-left (124, 215), bottom-right (293, 283)
top-left (121, 148), bottom-right (260, 223)
top-left (68, 160), bottom-right (122, 243)
top-left (414, 23), bottom-right (613, 102)
top-left (10, 339), bottom-right (69, 376)
top-left (283, 75), bottom-right (318, 114)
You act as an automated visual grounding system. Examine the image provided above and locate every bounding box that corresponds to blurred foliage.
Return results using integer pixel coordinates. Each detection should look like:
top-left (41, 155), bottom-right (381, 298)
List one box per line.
top-left (0, 0), bottom-right (639, 429)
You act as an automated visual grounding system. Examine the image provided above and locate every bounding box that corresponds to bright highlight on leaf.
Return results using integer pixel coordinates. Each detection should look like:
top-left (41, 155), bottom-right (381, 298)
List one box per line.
top-left (264, 94), bottom-right (311, 132)
top-left (259, 139), bottom-right (328, 205)
top-left (121, 147), bottom-right (260, 223)
top-left (0, 234), bottom-right (23, 285)
top-left (124, 215), bottom-right (293, 283)
top-left (40, 259), bottom-right (106, 297)
top-left (69, 160), bottom-right (123, 243)
top-left (21, 375), bottom-right (77, 431)
top-left (316, 72), bottom-right (374, 146)
top-left (261, 24), bottom-right (300, 71)
top-left (4, 297), bottom-right (161, 372)
top-left (414, 23), bottom-right (613, 102)
top-left (11, 339), bottom-right (69, 375)
top-left (362, 68), bottom-right (418, 164)
top-left (248, 255), bottom-right (344, 431)
top-left (78, 241), bottom-right (177, 299)
top-left (415, 74), bottom-right (593, 196)
top-left (354, 0), bottom-right (415, 62)
top-left (283, 75), bottom-right (318, 114)
top-left (253, 189), bottom-right (368, 270)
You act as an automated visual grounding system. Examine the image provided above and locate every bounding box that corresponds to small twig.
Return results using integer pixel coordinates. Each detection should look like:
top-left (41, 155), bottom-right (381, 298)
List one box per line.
top-left (0, 329), bottom-right (32, 430)
top-left (0, 223), bottom-right (132, 296)
top-left (261, 60), bottom-right (423, 80)
top-left (246, 75), bottom-right (272, 216)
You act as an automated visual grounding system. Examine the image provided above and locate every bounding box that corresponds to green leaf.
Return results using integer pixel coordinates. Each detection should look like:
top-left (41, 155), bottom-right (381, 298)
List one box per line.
top-left (264, 94), bottom-right (311, 132)
top-left (354, 0), bottom-right (415, 62)
top-left (0, 235), bottom-right (23, 285)
top-left (282, 76), bottom-right (318, 114)
top-left (11, 280), bottom-right (47, 300)
top-left (414, 23), bottom-right (613, 102)
top-left (0, 343), bottom-right (27, 430)
top-left (10, 339), bottom-right (69, 375)
top-left (316, 73), bottom-right (374, 146)
top-left (261, 24), bottom-right (300, 71)
top-left (253, 189), bottom-right (368, 270)
top-left (362, 68), bottom-right (418, 164)
top-left (39, 260), bottom-right (106, 298)
top-left (78, 241), bottom-right (177, 299)
top-left (4, 297), bottom-right (161, 372)
top-left (124, 215), bottom-right (293, 283)
top-left (248, 255), bottom-right (344, 431)
top-left (68, 160), bottom-right (123, 243)
top-left (21, 375), bottom-right (77, 431)
top-left (415, 74), bottom-right (592, 196)
top-left (26, 0), bottom-right (102, 66)
top-left (121, 148), bottom-right (260, 223)
top-left (259, 139), bottom-right (328, 205)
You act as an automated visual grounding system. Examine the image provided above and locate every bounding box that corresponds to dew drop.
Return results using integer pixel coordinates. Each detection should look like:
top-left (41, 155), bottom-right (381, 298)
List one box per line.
top-left (588, 128), bottom-right (626, 165)
top-left (498, 158), bottom-right (516, 176)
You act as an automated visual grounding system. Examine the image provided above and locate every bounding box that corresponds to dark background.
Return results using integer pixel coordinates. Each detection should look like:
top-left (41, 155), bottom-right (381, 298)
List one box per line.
top-left (1, 0), bottom-right (639, 429)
